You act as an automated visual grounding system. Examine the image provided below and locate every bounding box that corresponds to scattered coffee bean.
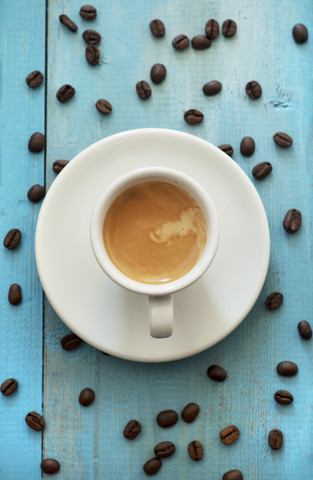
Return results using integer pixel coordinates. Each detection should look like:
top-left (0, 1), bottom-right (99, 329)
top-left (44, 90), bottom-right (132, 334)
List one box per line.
top-left (59, 14), bottom-right (78, 32)
top-left (61, 333), bottom-right (81, 351)
top-left (28, 132), bottom-right (45, 152)
top-left (274, 390), bottom-right (293, 405)
top-left (156, 409), bottom-right (178, 428)
top-left (96, 99), bottom-right (113, 114)
top-left (245, 81), bottom-right (262, 99)
top-left (203, 80), bottom-right (222, 96)
top-left (3, 229), bottom-right (22, 250)
top-left (205, 19), bottom-right (219, 39)
top-left (218, 144), bottom-right (233, 157)
top-left (292, 24), bottom-right (308, 44)
top-left (82, 29), bottom-right (101, 44)
top-left (79, 387), bottom-right (95, 406)
top-left (188, 440), bottom-right (203, 461)
top-left (277, 361), bottom-right (298, 377)
top-left (56, 84), bottom-right (75, 103)
top-left (172, 34), bottom-right (190, 50)
top-left (223, 470), bottom-right (243, 480)
top-left (80, 5), bottom-right (97, 20)
top-left (273, 132), bottom-right (293, 147)
top-left (27, 184), bottom-right (45, 203)
top-left (265, 292), bottom-right (283, 310)
top-left (123, 419), bottom-right (141, 440)
top-left (41, 458), bottom-right (60, 475)
top-left (298, 320), bottom-right (312, 340)
top-left (150, 19), bottom-right (165, 38)
top-left (136, 81), bottom-right (152, 100)
top-left (220, 425), bottom-right (240, 445)
top-left (268, 429), bottom-right (283, 450)
top-left (150, 64), bottom-right (167, 84)
top-left (181, 402), bottom-right (200, 423)
top-left (184, 109), bottom-right (203, 125)
top-left (252, 162), bottom-right (272, 180)
top-left (8, 284), bottom-right (22, 305)
top-left (283, 209), bottom-right (301, 233)
top-left (222, 19), bottom-right (237, 37)
top-left (207, 364), bottom-right (227, 381)
top-left (86, 45), bottom-right (100, 65)
top-left (240, 136), bottom-right (255, 156)
top-left (143, 458), bottom-right (162, 476)
top-left (25, 411), bottom-right (45, 431)
top-left (26, 70), bottom-right (43, 88)
top-left (1, 378), bottom-right (18, 396)
top-left (53, 160), bottom-right (69, 174)
top-left (154, 441), bottom-right (175, 458)
top-left (191, 35), bottom-right (211, 50)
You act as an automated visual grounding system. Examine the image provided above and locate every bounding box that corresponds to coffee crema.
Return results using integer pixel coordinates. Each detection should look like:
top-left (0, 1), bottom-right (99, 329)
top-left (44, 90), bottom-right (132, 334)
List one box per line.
top-left (102, 181), bottom-right (207, 284)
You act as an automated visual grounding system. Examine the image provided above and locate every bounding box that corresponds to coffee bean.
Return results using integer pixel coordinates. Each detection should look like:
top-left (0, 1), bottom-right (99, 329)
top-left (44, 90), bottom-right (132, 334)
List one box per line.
top-left (252, 162), bottom-right (272, 180)
top-left (191, 35), bottom-right (211, 50)
top-left (172, 34), bottom-right (190, 50)
top-left (154, 441), bottom-right (175, 458)
top-left (123, 419), bottom-right (141, 440)
top-left (274, 390), bottom-right (293, 405)
top-left (292, 24), bottom-right (308, 44)
top-left (298, 320), bottom-right (312, 340)
top-left (86, 45), bottom-right (100, 65)
top-left (80, 5), bottom-right (97, 20)
top-left (184, 109), bottom-right (203, 125)
top-left (218, 144), bottom-right (233, 157)
top-left (1, 378), bottom-right (18, 396)
top-left (188, 440), bottom-right (203, 461)
top-left (27, 184), bottom-right (45, 203)
top-left (28, 132), bottom-right (45, 152)
top-left (96, 99), bottom-right (113, 114)
top-left (25, 411), bottom-right (45, 431)
top-left (220, 425), bottom-right (240, 445)
top-left (79, 387), bottom-right (95, 406)
top-left (4, 229), bottom-right (22, 249)
top-left (245, 81), bottom-right (262, 99)
top-left (150, 64), bottom-right (167, 84)
top-left (156, 409), bottom-right (178, 428)
top-left (268, 429), bottom-right (283, 450)
top-left (273, 132), bottom-right (293, 147)
top-left (277, 361), bottom-right (298, 377)
top-left (143, 458), bottom-right (162, 476)
top-left (265, 292), bottom-right (283, 310)
top-left (222, 19), bottom-right (237, 37)
top-left (56, 84), bottom-right (75, 103)
top-left (181, 402), bottom-right (200, 423)
top-left (203, 80), bottom-right (222, 96)
top-left (136, 81), bottom-right (152, 100)
top-left (207, 364), bottom-right (227, 381)
top-left (41, 458), bottom-right (60, 475)
top-left (61, 333), bottom-right (81, 351)
top-left (59, 14), bottom-right (78, 32)
top-left (240, 136), bottom-right (255, 156)
top-left (8, 284), bottom-right (22, 305)
top-left (53, 160), bottom-right (69, 174)
top-left (205, 19), bottom-right (219, 39)
top-left (26, 70), bottom-right (43, 88)
top-left (82, 29), bottom-right (101, 44)
top-left (283, 209), bottom-right (301, 233)
top-left (223, 470), bottom-right (243, 480)
top-left (150, 19), bottom-right (165, 38)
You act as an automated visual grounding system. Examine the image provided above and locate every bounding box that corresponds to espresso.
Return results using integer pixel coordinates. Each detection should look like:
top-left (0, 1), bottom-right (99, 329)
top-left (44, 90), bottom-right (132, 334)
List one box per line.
top-left (103, 181), bottom-right (207, 284)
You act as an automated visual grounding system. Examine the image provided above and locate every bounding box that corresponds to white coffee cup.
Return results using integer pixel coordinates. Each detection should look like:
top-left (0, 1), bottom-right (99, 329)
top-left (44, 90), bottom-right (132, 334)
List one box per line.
top-left (90, 167), bottom-right (219, 338)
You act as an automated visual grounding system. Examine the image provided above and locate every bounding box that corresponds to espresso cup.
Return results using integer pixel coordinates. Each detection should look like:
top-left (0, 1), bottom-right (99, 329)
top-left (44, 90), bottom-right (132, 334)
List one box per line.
top-left (90, 167), bottom-right (219, 338)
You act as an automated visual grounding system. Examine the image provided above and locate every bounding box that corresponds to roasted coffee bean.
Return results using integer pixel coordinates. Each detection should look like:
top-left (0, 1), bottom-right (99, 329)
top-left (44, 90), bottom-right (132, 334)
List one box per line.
top-left (28, 132), bottom-right (45, 152)
top-left (41, 458), bottom-right (60, 474)
top-left (240, 136), bottom-right (255, 156)
top-left (274, 390), bottom-right (293, 405)
top-left (203, 80), bottom-right (222, 96)
top-left (218, 144), bottom-right (233, 157)
top-left (265, 292), bottom-right (283, 310)
top-left (273, 132), bottom-right (293, 147)
top-left (1, 378), bottom-right (18, 396)
top-left (220, 425), bottom-right (240, 445)
top-left (27, 184), bottom-right (45, 203)
top-left (123, 420), bottom-right (141, 440)
top-left (223, 470), bottom-right (243, 480)
top-left (53, 160), bottom-right (69, 174)
top-left (156, 409), bottom-right (178, 428)
top-left (96, 99), bottom-right (113, 114)
top-left (172, 34), bottom-right (190, 50)
top-left (181, 402), bottom-right (200, 423)
top-left (59, 14), bottom-right (78, 32)
top-left (79, 387), bottom-right (95, 406)
top-left (184, 109), bottom-right (203, 125)
top-left (150, 19), bottom-right (165, 38)
top-left (245, 81), bottom-right (262, 99)
top-left (188, 440), bottom-right (203, 461)
top-left (8, 284), bottom-right (22, 305)
top-left (222, 19), bottom-right (237, 37)
top-left (86, 45), bottom-right (100, 65)
top-left (25, 411), bottom-right (45, 431)
top-left (143, 458), bottom-right (162, 476)
top-left (136, 81), bottom-right (152, 100)
top-left (26, 70), bottom-right (43, 88)
top-left (298, 320), bottom-right (312, 339)
top-left (191, 35), bottom-right (211, 50)
top-left (277, 361), bottom-right (298, 377)
top-left (82, 29), bottom-right (101, 44)
top-left (268, 429), bottom-right (283, 450)
top-left (283, 209), bottom-right (301, 233)
top-left (252, 162), bottom-right (272, 180)
top-left (56, 84), bottom-right (75, 103)
top-left (4, 229), bottom-right (21, 249)
top-left (61, 333), bottom-right (81, 351)
top-left (80, 5), bottom-right (97, 20)
top-left (205, 19), bottom-right (219, 39)
top-left (207, 364), bottom-right (227, 381)
top-left (292, 24), bottom-right (308, 44)
top-left (150, 64), bottom-right (167, 84)
top-left (154, 441), bottom-right (175, 458)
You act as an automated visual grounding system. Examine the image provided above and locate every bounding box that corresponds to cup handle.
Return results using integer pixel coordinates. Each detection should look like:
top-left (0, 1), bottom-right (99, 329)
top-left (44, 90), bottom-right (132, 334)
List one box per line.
top-left (148, 295), bottom-right (173, 338)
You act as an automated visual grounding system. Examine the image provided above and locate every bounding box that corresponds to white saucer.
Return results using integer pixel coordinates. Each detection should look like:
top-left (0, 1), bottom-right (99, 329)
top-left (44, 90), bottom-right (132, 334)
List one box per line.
top-left (35, 129), bottom-right (270, 362)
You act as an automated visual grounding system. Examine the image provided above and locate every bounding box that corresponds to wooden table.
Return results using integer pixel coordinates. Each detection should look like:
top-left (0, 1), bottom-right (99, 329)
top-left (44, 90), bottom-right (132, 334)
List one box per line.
top-left (1, 0), bottom-right (312, 478)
